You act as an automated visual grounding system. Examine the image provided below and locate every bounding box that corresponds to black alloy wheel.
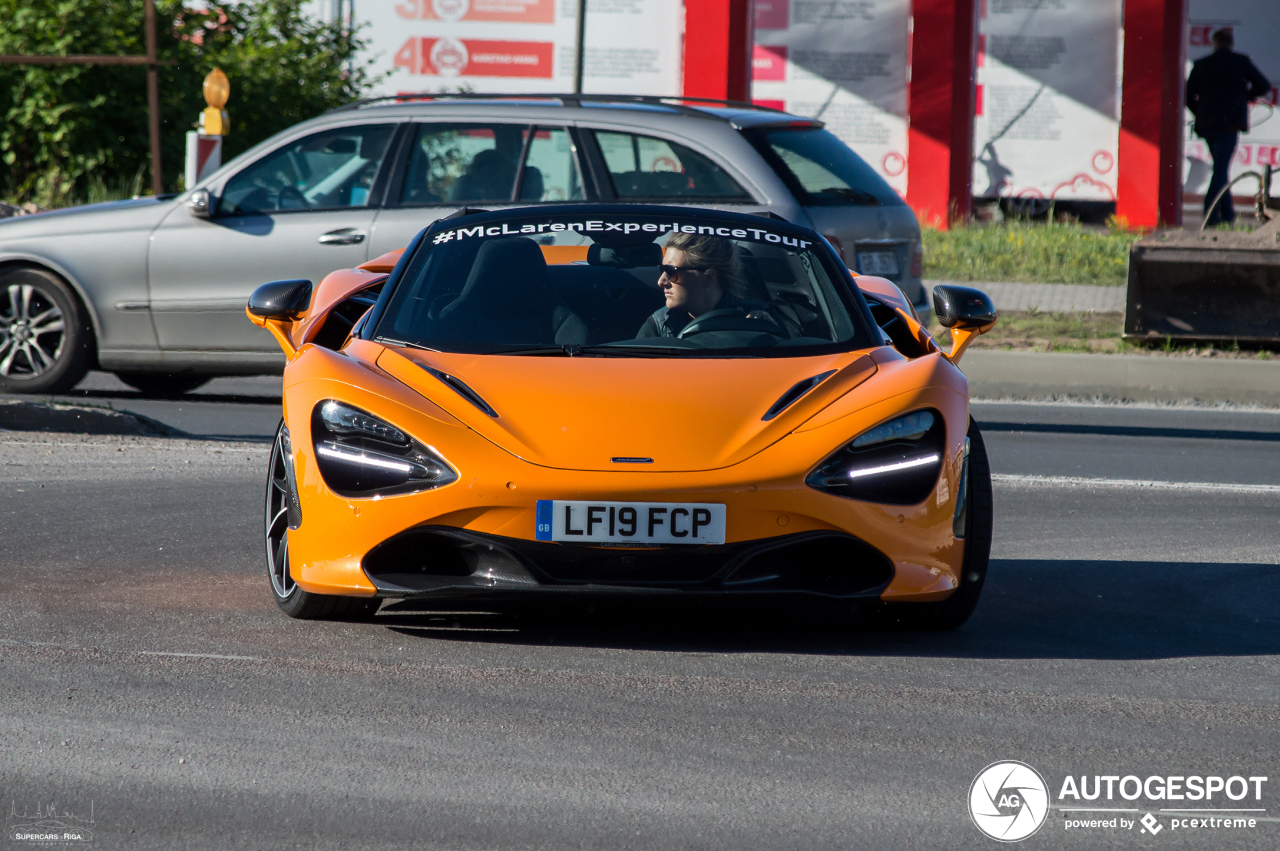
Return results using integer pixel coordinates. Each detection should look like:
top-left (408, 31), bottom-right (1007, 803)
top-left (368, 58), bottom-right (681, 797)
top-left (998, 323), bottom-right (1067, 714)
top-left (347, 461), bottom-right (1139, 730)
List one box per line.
top-left (0, 267), bottom-right (95, 394)
top-left (857, 417), bottom-right (994, 630)
top-left (265, 420), bottom-right (380, 620)
top-left (115, 371), bottom-right (213, 397)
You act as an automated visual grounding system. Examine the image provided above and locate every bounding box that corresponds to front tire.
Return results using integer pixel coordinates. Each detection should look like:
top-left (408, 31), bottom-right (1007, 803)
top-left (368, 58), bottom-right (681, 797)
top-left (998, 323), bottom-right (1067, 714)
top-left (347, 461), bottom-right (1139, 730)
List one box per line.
top-left (0, 266), bottom-right (95, 394)
top-left (857, 417), bottom-right (994, 630)
top-left (265, 421), bottom-right (380, 620)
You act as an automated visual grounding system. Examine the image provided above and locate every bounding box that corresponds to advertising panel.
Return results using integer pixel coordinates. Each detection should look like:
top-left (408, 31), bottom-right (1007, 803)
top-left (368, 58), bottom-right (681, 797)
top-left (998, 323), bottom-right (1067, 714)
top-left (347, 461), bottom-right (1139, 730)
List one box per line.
top-left (970, 0), bottom-right (1122, 206)
top-left (750, 0), bottom-right (911, 196)
top-left (1184, 0), bottom-right (1280, 206)
top-left (355, 0), bottom-right (683, 95)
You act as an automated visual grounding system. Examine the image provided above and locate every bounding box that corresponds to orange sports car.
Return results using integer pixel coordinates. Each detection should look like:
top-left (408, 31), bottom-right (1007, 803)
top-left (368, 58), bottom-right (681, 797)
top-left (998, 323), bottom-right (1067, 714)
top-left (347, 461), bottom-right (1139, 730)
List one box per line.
top-left (248, 205), bottom-right (998, 629)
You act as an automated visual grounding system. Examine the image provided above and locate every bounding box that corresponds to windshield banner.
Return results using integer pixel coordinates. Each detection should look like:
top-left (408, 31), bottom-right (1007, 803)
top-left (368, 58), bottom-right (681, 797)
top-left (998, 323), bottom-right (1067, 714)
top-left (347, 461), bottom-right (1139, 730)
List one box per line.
top-left (431, 220), bottom-right (814, 249)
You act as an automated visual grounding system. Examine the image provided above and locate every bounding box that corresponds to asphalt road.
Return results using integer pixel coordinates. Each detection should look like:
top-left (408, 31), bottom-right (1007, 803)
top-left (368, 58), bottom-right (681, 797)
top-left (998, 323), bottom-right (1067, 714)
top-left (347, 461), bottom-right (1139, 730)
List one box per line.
top-left (2, 375), bottom-right (1278, 849)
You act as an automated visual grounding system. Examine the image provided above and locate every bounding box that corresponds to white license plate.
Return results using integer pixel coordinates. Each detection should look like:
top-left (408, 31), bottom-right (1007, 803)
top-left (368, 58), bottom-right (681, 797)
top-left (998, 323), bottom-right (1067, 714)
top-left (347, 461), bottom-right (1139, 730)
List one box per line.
top-left (535, 500), bottom-right (726, 545)
top-left (858, 251), bottom-right (899, 275)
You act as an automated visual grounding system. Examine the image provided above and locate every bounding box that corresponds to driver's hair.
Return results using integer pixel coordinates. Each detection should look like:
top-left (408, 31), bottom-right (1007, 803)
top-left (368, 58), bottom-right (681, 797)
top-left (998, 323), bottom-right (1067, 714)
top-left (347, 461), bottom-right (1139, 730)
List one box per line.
top-left (663, 231), bottom-right (746, 298)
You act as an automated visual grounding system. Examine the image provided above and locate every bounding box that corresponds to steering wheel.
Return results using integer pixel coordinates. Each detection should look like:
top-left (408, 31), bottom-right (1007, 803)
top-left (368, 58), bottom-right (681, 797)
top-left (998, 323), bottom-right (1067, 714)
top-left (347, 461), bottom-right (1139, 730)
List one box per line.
top-left (276, 185), bottom-right (311, 211)
top-left (677, 308), bottom-right (790, 339)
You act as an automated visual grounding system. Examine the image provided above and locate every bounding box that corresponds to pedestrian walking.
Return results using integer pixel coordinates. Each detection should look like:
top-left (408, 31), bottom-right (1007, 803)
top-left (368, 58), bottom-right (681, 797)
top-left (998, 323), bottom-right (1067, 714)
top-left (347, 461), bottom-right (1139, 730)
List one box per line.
top-left (1186, 29), bottom-right (1272, 226)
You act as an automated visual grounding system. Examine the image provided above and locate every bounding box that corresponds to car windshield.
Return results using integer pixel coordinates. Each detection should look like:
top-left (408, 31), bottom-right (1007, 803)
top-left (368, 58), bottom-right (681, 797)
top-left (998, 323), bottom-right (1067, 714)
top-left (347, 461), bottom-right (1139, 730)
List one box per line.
top-left (745, 127), bottom-right (904, 207)
top-left (372, 212), bottom-right (878, 357)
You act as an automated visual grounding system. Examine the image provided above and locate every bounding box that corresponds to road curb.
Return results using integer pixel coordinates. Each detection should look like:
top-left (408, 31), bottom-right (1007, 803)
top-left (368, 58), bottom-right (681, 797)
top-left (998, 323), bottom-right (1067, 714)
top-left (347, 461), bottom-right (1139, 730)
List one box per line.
top-left (960, 351), bottom-right (1280, 406)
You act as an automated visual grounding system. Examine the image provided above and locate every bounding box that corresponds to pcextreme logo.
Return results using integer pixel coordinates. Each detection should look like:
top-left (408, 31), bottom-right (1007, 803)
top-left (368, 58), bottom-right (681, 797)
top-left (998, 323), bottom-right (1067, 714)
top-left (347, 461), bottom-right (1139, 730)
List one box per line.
top-left (969, 762), bottom-right (1270, 842)
top-left (969, 761), bottom-right (1051, 842)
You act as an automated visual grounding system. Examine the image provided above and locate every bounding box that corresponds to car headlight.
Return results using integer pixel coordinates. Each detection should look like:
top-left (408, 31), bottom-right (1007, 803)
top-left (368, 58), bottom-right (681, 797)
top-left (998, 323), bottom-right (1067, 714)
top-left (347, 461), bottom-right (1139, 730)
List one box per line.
top-left (805, 409), bottom-right (945, 505)
top-left (311, 400), bottom-right (457, 498)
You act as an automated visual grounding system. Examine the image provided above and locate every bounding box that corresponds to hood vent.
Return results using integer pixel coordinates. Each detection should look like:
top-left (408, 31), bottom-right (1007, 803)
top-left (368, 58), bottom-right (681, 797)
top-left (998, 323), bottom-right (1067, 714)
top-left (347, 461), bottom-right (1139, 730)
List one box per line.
top-left (761, 370), bottom-right (836, 421)
top-left (421, 366), bottom-right (499, 418)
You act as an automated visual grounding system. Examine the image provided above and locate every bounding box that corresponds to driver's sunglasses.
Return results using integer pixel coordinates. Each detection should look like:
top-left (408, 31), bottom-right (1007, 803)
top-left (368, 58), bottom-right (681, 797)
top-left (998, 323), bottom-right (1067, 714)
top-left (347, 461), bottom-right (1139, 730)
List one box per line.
top-left (658, 264), bottom-right (705, 281)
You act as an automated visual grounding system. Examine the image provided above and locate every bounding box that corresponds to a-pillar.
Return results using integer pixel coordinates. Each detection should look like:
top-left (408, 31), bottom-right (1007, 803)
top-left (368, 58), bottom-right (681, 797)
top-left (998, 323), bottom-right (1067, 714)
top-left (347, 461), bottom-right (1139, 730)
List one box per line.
top-left (1117, 0), bottom-right (1188, 228)
top-left (906, 0), bottom-right (978, 230)
top-left (682, 0), bottom-right (753, 101)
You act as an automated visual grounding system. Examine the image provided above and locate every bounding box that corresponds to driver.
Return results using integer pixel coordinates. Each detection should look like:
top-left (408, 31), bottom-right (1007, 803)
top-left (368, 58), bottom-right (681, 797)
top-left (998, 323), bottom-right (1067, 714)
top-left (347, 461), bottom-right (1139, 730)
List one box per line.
top-left (636, 232), bottom-right (781, 338)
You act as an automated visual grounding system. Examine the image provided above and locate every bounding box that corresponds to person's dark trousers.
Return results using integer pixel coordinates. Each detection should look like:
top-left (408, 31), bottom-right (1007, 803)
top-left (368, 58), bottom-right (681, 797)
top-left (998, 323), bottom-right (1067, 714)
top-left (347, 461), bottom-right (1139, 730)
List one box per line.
top-left (1203, 130), bottom-right (1239, 225)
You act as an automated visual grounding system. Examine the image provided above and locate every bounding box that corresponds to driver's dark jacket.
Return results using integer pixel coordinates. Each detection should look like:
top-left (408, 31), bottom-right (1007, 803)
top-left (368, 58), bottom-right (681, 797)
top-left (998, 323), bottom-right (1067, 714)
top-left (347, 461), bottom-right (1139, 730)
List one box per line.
top-left (636, 293), bottom-right (782, 338)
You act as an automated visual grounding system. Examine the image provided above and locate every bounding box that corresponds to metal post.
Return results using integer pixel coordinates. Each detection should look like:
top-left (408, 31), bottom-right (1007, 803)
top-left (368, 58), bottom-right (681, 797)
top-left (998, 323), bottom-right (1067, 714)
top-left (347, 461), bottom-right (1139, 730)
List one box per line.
top-left (145, 0), bottom-right (163, 196)
top-left (573, 0), bottom-right (587, 94)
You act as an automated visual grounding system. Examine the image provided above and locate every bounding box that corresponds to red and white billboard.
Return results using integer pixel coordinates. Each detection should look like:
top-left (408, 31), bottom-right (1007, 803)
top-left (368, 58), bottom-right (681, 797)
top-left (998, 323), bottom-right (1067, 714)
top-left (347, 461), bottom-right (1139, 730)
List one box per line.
top-left (750, 0), bottom-right (911, 196)
top-left (395, 37), bottom-right (554, 78)
top-left (395, 0), bottom-right (556, 24)
top-left (356, 0), bottom-right (682, 94)
top-left (970, 0), bottom-right (1123, 204)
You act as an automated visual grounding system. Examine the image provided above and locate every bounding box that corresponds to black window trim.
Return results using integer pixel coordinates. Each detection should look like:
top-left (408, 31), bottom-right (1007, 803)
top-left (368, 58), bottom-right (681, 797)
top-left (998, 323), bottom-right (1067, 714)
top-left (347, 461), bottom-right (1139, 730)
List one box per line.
top-left (213, 120), bottom-right (406, 218)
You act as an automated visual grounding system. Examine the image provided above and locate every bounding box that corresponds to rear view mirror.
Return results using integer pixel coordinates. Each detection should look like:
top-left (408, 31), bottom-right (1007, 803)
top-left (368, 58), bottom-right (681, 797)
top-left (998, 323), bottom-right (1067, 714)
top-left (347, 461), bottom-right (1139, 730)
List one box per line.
top-left (248, 279), bottom-right (313, 319)
top-left (587, 243), bottom-right (663, 268)
top-left (931, 285), bottom-right (997, 364)
top-left (187, 188), bottom-right (212, 218)
top-left (932, 285), bottom-right (997, 329)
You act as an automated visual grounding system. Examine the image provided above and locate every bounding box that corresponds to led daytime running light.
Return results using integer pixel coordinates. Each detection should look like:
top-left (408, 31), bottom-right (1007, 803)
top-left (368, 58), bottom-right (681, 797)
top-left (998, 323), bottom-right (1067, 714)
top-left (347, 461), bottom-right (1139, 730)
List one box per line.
top-left (844, 454), bottom-right (939, 479)
top-left (317, 444), bottom-right (416, 475)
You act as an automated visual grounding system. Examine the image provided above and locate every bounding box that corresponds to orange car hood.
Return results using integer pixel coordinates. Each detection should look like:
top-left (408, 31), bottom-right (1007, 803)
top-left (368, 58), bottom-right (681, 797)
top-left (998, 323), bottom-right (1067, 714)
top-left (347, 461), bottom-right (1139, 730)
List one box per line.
top-left (376, 347), bottom-right (877, 472)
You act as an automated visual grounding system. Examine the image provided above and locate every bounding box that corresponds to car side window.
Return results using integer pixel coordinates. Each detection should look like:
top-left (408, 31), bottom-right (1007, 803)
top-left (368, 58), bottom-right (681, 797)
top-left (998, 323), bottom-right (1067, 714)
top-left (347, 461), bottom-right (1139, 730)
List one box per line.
top-left (400, 123), bottom-right (532, 206)
top-left (592, 130), bottom-right (753, 202)
top-left (520, 127), bottom-right (584, 202)
top-left (220, 124), bottom-right (396, 215)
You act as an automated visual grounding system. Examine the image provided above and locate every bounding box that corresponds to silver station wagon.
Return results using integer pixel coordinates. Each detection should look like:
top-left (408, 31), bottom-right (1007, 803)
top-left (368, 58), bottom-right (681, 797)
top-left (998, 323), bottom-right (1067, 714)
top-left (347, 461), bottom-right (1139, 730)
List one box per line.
top-left (0, 94), bottom-right (925, 395)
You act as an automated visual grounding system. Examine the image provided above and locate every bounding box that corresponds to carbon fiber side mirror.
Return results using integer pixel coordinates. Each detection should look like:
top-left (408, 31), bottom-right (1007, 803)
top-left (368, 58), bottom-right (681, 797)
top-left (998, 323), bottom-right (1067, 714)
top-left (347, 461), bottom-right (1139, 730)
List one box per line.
top-left (932, 285), bottom-right (997, 329)
top-left (249, 279), bottom-right (313, 319)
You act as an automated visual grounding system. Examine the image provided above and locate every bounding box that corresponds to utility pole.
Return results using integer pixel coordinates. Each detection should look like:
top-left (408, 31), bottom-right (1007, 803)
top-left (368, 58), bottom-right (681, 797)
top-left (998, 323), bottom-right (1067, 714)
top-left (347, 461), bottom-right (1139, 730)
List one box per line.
top-left (574, 0), bottom-right (587, 94)
top-left (145, 0), bottom-right (163, 197)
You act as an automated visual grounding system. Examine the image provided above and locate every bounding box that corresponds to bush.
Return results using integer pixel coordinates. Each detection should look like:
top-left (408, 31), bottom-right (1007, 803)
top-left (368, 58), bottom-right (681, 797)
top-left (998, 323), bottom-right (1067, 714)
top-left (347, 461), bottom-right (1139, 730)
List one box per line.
top-left (0, 0), bottom-right (385, 207)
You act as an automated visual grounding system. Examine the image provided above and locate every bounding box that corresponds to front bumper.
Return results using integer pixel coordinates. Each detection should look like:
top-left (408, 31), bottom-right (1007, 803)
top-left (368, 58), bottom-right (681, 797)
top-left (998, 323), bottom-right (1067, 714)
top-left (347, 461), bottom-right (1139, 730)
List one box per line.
top-left (281, 343), bottom-right (972, 604)
top-left (363, 526), bottom-right (895, 599)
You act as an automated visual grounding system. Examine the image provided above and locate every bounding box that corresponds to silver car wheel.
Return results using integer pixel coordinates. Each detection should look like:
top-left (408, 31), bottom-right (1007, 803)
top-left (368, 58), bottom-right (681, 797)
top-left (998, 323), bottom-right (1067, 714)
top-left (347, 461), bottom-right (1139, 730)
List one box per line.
top-left (266, 426), bottom-right (296, 599)
top-left (0, 283), bottom-right (66, 378)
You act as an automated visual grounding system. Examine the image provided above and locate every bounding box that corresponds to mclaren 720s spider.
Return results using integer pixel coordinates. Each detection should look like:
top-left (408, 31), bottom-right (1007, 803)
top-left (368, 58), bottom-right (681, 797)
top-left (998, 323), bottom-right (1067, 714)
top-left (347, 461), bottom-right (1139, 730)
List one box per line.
top-left (247, 204), bottom-right (998, 629)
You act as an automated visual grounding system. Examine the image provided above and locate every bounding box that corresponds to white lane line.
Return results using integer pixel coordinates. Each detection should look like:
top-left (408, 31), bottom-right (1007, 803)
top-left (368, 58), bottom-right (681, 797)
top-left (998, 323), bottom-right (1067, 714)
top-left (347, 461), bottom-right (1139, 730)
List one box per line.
top-left (993, 474), bottom-right (1280, 495)
top-left (0, 639), bottom-right (262, 663)
top-left (138, 651), bottom-right (262, 661)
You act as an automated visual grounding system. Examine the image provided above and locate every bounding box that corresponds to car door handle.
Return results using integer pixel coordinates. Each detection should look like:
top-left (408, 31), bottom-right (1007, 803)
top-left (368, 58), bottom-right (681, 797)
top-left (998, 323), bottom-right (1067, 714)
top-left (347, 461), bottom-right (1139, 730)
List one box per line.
top-left (318, 228), bottom-right (366, 245)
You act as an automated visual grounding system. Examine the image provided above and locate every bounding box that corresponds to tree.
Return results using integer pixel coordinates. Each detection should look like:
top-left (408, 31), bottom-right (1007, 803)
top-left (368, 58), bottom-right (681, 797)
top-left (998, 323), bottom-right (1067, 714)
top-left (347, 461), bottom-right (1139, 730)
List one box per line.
top-left (0, 0), bottom-right (385, 206)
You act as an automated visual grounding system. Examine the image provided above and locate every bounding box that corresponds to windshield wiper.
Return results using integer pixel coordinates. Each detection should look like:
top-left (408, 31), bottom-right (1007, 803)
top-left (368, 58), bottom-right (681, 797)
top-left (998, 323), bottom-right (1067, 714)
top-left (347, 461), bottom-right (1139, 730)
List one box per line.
top-left (375, 336), bottom-right (440, 352)
top-left (584, 344), bottom-right (762, 358)
top-left (490, 345), bottom-right (579, 356)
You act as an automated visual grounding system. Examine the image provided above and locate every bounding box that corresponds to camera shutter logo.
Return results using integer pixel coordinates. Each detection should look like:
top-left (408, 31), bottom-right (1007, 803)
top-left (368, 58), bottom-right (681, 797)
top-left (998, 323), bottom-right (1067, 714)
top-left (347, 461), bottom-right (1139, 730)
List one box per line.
top-left (969, 761), bottom-right (1050, 842)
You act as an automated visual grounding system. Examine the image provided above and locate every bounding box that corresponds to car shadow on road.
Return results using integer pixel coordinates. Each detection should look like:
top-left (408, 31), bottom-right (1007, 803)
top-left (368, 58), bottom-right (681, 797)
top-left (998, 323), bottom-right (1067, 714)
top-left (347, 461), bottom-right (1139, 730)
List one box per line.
top-left (375, 559), bottom-right (1280, 660)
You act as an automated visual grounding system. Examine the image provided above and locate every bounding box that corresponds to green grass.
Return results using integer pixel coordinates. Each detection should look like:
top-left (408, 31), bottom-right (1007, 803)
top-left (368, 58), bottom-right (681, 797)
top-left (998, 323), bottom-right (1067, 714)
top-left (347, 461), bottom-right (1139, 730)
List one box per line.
top-left (931, 310), bottom-right (1277, 358)
top-left (922, 220), bottom-right (1135, 286)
